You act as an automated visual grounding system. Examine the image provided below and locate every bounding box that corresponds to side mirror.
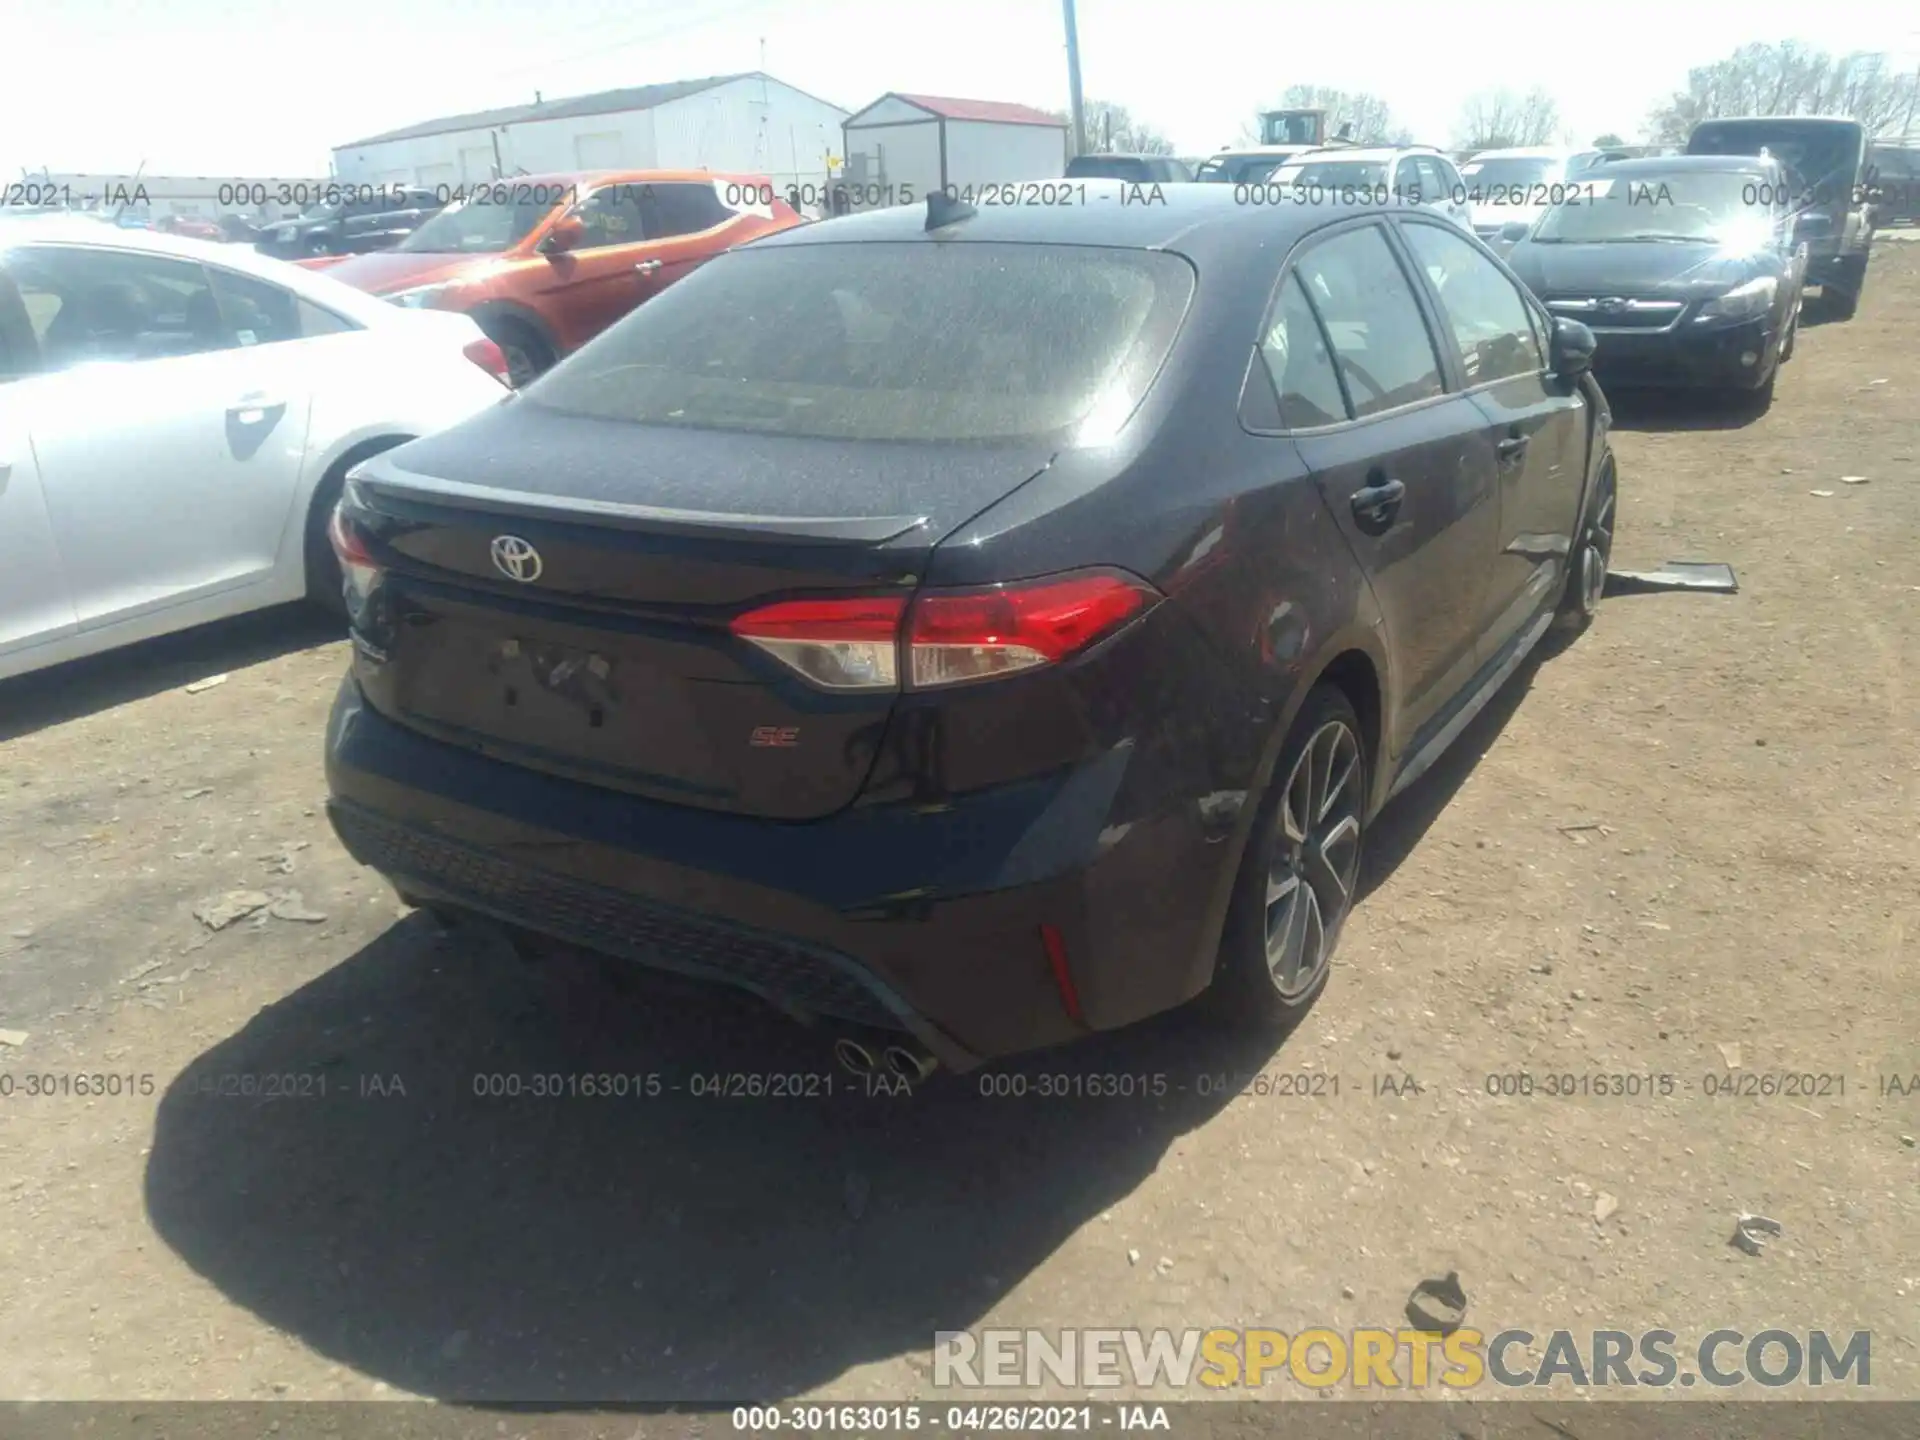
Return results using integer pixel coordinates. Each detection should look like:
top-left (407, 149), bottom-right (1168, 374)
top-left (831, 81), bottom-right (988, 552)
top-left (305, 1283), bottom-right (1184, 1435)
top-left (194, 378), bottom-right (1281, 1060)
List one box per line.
top-left (1499, 220), bottom-right (1530, 244)
top-left (539, 214), bottom-right (586, 254)
top-left (1549, 317), bottom-right (1596, 378)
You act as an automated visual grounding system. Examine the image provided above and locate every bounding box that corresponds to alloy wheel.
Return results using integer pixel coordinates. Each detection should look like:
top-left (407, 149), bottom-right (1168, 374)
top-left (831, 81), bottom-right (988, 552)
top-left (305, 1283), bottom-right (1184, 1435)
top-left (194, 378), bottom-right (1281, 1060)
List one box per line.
top-left (1580, 469), bottom-right (1616, 614)
top-left (502, 343), bottom-right (540, 390)
top-left (1264, 719), bottom-right (1364, 998)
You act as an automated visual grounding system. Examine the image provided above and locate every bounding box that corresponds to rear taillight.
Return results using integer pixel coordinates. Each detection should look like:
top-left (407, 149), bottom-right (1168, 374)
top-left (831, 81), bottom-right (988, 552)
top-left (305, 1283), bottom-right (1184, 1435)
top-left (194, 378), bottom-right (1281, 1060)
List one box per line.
top-left (327, 505), bottom-right (383, 617)
top-left (728, 595), bottom-right (907, 690)
top-left (463, 337), bottom-right (512, 385)
top-left (905, 571), bottom-right (1155, 688)
top-left (729, 569), bottom-right (1157, 692)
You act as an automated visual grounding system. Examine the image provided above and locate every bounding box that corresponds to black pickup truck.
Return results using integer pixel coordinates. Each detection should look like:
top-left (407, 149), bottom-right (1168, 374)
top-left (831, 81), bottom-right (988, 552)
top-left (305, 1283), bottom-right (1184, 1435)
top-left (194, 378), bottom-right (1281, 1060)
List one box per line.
top-left (1686, 116), bottom-right (1874, 320)
top-left (254, 187), bottom-right (445, 261)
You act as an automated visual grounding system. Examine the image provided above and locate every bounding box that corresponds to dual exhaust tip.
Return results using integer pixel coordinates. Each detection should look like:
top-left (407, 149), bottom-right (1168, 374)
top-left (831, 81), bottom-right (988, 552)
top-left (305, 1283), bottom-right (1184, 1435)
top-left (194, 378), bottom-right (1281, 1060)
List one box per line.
top-left (834, 1036), bottom-right (938, 1084)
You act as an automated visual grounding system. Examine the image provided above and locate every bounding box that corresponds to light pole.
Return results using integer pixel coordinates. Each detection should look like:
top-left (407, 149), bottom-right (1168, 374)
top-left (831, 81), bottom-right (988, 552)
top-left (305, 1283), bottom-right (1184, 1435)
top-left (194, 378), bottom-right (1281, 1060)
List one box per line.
top-left (1062, 0), bottom-right (1087, 158)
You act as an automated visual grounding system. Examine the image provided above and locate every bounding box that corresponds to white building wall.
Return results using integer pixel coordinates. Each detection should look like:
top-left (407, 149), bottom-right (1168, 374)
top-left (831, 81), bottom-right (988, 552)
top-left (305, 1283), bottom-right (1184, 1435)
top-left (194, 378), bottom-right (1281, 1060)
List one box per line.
top-left (651, 76), bottom-right (845, 192)
top-left (331, 76), bottom-right (845, 195)
top-left (942, 120), bottom-right (1067, 188)
top-left (842, 119), bottom-right (942, 196)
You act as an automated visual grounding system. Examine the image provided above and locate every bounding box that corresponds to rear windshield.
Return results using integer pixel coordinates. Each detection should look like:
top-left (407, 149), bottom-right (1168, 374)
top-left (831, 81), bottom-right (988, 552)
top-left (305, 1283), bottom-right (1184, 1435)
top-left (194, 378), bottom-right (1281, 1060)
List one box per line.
top-left (524, 241), bottom-right (1196, 443)
top-left (1688, 122), bottom-right (1862, 193)
top-left (1459, 157), bottom-right (1563, 189)
top-left (1273, 159), bottom-right (1392, 189)
top-left (1195, 155), bottom-right (1286, 184)
top-left (1067, 156), bottom-right (1151, 181)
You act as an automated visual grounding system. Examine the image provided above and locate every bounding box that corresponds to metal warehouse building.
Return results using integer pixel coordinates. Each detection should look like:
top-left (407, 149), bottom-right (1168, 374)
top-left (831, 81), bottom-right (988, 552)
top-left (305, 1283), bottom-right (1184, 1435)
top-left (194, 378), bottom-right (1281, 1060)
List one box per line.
top-left (330, 72), bottom-right (848, 194)
top-left (841, 94), bottom-right (1068, 195)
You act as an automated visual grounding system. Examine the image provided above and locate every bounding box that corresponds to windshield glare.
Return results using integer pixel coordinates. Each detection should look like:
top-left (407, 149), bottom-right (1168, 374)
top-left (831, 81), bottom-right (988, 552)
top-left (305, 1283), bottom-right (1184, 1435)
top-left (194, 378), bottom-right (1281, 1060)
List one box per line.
top-left (1273, 160), bottom-right (1391, 188)
top-left (1460, 157), bottom-right (1562, 191)
top-left (398, 196), bottom-right (555, 253)
top-left (1531, 172), bottom-right (1772, 243)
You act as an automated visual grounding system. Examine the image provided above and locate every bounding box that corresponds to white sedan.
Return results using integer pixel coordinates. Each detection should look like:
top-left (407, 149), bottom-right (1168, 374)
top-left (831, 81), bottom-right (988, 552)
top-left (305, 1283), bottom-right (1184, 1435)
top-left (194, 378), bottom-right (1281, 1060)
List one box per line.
top-left (0, 218), bottom-right (511, 682)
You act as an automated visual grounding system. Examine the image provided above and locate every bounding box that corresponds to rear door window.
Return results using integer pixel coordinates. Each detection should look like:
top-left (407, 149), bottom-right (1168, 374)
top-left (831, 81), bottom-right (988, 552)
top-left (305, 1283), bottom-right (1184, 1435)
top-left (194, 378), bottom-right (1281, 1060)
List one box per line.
top-left (1256, 273), bottom-right (1349, 427)
top-left (1290, 225), bottom-right (1446, 418)
top-left (528, 241), bottom-right (1196, 442)
top-left (207, 267), bottom-right (359, 345)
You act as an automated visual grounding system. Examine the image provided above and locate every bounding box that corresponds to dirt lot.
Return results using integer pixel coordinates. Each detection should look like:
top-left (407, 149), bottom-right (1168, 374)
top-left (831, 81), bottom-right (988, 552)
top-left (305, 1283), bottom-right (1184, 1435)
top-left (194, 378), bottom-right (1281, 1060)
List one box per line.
top-left (2, 243), bottom-right (1916, 1408)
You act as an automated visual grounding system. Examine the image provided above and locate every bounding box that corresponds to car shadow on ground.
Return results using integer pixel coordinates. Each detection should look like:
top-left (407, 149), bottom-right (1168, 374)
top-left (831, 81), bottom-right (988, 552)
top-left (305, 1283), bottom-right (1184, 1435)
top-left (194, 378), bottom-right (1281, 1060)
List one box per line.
top-left (1603, 387), bottom-right (1769, 434)
top-left (0, 604), bottom-right (340, 743)
top-left (139, 689), bottom-right (1526, 1404)
top-left (1356, 641), bottom-right (1544, 903)
top-left (142, 918), bottom-right (1277, 1403)
top-left (138, 612), bottom-right (1536, 1404)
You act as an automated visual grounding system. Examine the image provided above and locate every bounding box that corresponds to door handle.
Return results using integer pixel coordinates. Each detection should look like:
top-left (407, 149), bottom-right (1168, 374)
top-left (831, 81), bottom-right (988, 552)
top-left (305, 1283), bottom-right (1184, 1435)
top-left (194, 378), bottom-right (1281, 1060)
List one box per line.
top-left (1496, 434), bottom-right (1530, 464)
top-left (634, 259), bottom-right (663, 274)
top-left (1350, 477), bottom-right (1405, 534)
top-left (228, 393), bottom-right (284, 422)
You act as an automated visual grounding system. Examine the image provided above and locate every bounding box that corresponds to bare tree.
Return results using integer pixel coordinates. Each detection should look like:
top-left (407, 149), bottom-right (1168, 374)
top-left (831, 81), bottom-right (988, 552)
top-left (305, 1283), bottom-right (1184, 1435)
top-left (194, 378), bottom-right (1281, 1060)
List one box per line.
top-left (1646, 42), bottom-right (1919, 143)
top-left (1454, 88), bottom-right (1564, 150)
top-left (1044, 100), bottom-right (1176, 154)
top-left (1239, 86), bottom-right (1412, 146)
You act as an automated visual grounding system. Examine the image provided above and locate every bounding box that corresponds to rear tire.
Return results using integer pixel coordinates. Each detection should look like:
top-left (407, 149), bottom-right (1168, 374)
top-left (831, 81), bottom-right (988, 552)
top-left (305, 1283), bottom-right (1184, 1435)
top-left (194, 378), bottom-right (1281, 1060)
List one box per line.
top-left (1211, 684), bottom-right (1369, 1029)
top-left (483, 317), bottom-right (555, 388)
top-left (1557, 455), bottom-right (1616, 632)
top-left (1822, 255), bottom-right (1866, 321)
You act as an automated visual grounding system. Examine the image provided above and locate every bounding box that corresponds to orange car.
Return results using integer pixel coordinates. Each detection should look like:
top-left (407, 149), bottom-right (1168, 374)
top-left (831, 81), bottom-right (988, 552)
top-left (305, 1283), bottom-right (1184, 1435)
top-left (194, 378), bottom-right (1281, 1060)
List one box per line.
top-left (304, 170), bottom-right (802, 385)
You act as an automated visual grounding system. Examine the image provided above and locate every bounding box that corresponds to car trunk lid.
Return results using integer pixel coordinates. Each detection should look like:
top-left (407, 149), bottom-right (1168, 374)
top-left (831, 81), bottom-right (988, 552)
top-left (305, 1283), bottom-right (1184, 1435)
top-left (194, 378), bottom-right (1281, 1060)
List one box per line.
top-left (341, 402), bottom-right (1055, 820)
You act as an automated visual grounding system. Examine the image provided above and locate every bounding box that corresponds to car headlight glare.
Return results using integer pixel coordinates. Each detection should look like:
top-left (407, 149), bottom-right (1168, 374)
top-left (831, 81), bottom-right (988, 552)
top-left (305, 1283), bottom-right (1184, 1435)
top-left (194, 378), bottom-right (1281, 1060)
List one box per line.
top-left (1699, 275), bottom-right (1776, 321)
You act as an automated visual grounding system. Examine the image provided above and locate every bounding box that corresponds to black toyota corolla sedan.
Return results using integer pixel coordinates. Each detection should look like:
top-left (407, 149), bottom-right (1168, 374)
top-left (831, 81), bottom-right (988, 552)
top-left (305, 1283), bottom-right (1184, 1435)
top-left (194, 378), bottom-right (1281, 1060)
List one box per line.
top-left (1501, 154), bottom-right (1807, 409)
top-left (322, 184), bottom-right (1618, 1074)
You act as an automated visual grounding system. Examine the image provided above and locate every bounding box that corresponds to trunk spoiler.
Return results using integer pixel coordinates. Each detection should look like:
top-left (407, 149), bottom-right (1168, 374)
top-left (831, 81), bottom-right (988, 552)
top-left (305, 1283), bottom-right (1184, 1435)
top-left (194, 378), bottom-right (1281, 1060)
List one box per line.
top-left (350, 466), bottom-right (932, 546)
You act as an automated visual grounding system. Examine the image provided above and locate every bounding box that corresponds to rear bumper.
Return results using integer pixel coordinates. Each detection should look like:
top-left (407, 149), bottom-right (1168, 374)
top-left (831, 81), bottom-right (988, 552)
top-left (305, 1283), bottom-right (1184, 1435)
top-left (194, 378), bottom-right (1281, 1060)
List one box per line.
top-left (323, 677), bottom-right (1234, 1069)
top-left (1591, 315), bottom-right (1778, 390)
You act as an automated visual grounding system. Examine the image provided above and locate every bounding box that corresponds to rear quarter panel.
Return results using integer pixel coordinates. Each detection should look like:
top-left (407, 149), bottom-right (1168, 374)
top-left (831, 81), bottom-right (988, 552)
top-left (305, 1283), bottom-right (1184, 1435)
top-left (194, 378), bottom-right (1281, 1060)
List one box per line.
top-left (268, 324), bottom-right (506, 593)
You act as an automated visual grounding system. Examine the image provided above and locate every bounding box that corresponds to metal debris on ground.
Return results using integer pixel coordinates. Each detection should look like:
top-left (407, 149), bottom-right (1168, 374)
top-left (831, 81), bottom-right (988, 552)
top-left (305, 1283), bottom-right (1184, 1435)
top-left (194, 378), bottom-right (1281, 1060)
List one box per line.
top-left (1809, 489), bottom-right (1835, 497)
top-left (1841, 475), bottom-right (1870, 485)
top-left (1594, 1193), bottom-right (1620, 1224)
top-left (1717, 1042), bottom-right (1743, 1069)
top-left (0, 1028), bottom-right (29, 1047)
top-left (193, 890), bottom-right (274, 930)
top-left (182, 674), bottom-right (230, 694)
top-left (267, 892), bottom-right (328, 923)
top-left (1404, 1271), bottom-right (1468, 1334)
top-left (181, 787), bottom-right (212, 800)
top-left (1604, 561), bottom-right (1739, 596)
top-left (1731, 1214), bottom-right (1783, 1256)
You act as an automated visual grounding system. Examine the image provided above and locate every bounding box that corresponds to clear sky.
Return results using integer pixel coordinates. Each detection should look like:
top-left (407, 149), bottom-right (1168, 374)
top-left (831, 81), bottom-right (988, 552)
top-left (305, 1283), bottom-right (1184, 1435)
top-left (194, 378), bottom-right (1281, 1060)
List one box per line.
top-left (5, 0), bottom-right (1914, 177)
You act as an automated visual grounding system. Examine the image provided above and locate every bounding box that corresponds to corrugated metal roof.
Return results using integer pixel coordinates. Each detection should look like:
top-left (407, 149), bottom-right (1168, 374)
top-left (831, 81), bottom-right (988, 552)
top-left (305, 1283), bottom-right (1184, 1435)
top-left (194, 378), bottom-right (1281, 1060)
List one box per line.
top-left (885, 94), bottom-right (1065, 128)
top-left (334, 73), bottom-right (754, 150)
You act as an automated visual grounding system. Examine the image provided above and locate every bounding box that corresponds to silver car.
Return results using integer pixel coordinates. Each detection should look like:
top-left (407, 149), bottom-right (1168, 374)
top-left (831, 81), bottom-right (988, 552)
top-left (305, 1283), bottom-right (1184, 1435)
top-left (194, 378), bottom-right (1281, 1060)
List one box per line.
top-left (1264, 146), bottom-right (1476, 231)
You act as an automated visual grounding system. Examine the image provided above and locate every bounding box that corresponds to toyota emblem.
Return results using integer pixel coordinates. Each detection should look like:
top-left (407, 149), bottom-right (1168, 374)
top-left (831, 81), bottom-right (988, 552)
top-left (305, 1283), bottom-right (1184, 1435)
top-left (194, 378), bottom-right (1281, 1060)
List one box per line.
top-left (490, 535), bottom-right (542, 583)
